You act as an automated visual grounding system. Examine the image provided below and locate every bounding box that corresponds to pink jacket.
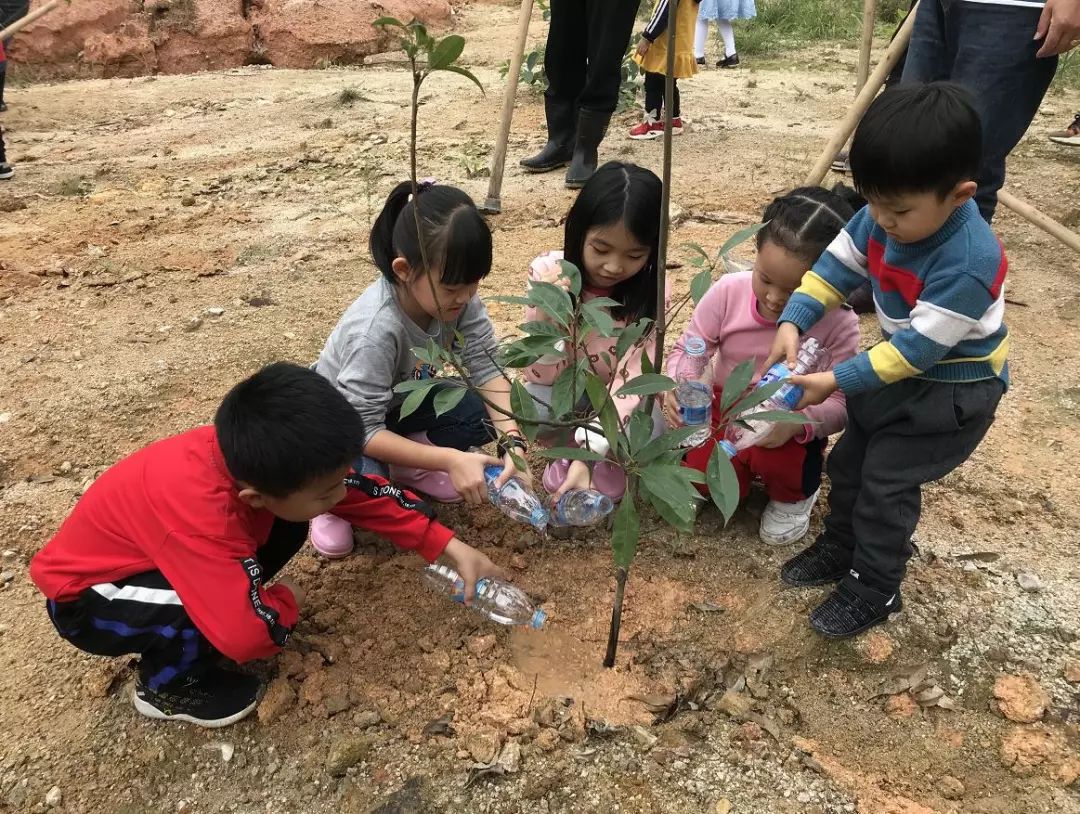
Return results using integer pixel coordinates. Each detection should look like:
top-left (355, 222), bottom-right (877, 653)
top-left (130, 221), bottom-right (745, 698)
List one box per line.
top-left (522, 251), bottom-right (664, 426)
top-left (667, 271), bottom-right (860, 441)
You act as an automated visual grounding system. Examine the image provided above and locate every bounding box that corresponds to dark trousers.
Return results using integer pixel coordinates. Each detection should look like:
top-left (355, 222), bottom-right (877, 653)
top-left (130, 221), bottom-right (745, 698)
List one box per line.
top-left (644, 72), bottom-right (681, 118)
top-left (823, 377), bottom-right (1004, 592)
top-left (45, 519), bottom-right (309, 690)
top-left (901, 0), bottom-right (1057, 222)
top-left (0, 125), bottom-right (5, 164)
top-left (545, 0), bottom-right (640, 114)
top-left (360, 381), bottom-right (495, 477)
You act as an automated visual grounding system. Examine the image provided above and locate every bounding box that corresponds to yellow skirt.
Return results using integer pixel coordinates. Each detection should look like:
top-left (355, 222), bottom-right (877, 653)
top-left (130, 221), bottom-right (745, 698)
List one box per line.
top-left (633, 0), bottom-right (700, 80)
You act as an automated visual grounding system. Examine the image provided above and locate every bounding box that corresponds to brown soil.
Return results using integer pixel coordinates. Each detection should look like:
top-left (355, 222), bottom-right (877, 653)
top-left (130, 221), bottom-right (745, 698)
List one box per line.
top-left (2, 2), bottom-right (1080, 813)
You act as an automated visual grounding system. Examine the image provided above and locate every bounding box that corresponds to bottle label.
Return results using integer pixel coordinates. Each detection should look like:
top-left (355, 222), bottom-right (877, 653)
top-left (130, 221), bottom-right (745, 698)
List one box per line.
top-left (757, 363), bottom-right (802, 411)
top-left (678, 381), bottom-right (711, 426)
top-left (450, 577), bottom-right (489, 603)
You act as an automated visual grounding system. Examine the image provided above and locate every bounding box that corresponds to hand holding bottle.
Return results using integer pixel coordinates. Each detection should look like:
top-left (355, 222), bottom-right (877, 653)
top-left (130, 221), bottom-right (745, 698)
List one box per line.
top-left (762, 322), bottom-right (801, 374)
top-left (786, 371), bottom-right (839, 409)
top-left (448, 450), bottom-right (504, 505)
top-left (441, 537), bottom-right (507, 606)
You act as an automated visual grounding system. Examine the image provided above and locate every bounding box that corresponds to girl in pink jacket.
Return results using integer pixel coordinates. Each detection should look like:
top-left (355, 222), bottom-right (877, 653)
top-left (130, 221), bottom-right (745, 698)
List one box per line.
top-left (664, 187), bottom-right (863, 546)
top-left (523, 162), bottom-right (664, 501)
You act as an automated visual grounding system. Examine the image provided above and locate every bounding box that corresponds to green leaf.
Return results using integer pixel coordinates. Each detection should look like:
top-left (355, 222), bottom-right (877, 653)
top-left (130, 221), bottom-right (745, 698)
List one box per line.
top-left (393, 377), bottom-right (439, 395)
top-left (682, 241), bottom-right (709, 260)
top-left (616, 373), bottom-right (676, 397)
top-left (397, 383), bottom-right (433, 420)
top-left (519, 320), bottom-right (566, 338)
top-left (585, 373), bottom-right (609, 414)
top-left (558, 260), bottom-right (583, 297)
top-left (614, 318), bottom-right (652, 362)
top-left (720, 359), bottom-right (755, 414)
top-left (736, 409), bottom-right (814, 425)
top-left (583, 296), bottom-right (621, 310)
top-left (439, 64), bottom-right (485, 94)
top-left (537, 446), bottom-right (607, 462)
top-left (500, 335), bottom-right (564, 368)
top-left (581, 300), bottom-right (617, 337)
top-left (611, 491), bottom-right (639, 568)
top-left (706, 443), bottom-right (741, 523)
top-left (527, 280), bottom-right (573, 328)
top-left (627, 410), bottom-right (653, 454)
top-left (433, 385), bottom-right (467, 417)
top-left (550, 360), bottom-right (587, 421)
top-left (373, 15), bottom-right (405, 27)
top-left (640, 479), bottom-right (695, 532)
top-left (723, 379), bottom-right (785, 421)
top-left (428, 35), bottom-right (465, 70)
top-left (639, 465), bottom-right (699, 531)
top-left (636, 426), bottom-right (704, 464)
top-left (718, 222), bottom-right (766, 259)
top-left (641, 353), bottom-right (654, 375)
top-left (690, 269), bottom-right (713, 305)
top-left (598, 400), bottom-right (622, 457)
top-left (510, 379), bottom-right (540, 443)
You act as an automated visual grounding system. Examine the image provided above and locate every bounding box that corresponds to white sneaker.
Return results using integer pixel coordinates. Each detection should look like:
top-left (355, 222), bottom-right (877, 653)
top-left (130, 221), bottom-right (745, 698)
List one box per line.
top-left (759, 490), bottom-right (819, 546)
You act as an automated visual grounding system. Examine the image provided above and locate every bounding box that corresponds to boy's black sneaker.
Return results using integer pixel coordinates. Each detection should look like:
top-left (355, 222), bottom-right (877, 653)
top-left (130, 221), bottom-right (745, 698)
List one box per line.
top-left (133, 666), bottom-right (262, 727)
top-left (810, 577), bottom-right (902, 639)
top-left (0, 163), bottom-right (13, 180)
top-left (716, 54), bottom-right (740, 68)
top-left (780, 537), bottom-right (851, 587)
top-left (695, 56), bottom-right (706, 66)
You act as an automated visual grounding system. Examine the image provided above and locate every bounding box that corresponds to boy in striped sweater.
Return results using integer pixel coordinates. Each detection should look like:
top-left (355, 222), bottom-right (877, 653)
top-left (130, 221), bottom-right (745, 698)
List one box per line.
top-left (765, 83), bottom-right (1008, 638)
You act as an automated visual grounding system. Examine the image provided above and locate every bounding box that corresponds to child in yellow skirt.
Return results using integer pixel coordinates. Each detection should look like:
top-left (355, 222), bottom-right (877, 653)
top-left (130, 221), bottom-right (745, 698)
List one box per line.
top-left (631, 0), bottom-right (701, 140)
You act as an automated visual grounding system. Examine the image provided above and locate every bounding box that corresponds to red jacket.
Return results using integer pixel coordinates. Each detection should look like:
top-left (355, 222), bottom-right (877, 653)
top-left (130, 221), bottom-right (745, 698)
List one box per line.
top-left (30, 426), bottom-right (454, 663)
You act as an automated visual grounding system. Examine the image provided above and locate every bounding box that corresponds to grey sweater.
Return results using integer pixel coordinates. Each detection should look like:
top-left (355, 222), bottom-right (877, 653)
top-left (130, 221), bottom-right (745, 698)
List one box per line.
top-left (315, 277), bottom-right (501, 444)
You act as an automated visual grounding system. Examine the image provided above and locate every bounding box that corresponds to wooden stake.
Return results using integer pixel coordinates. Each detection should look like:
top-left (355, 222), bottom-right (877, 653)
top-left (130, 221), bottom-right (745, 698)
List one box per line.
top-left (856, 0), bottom-right (878, 90)
top-left (0, 0), bottom-right (66, 42)
top-left (804, 0), bottom-right (919, 187)
top-left (999, 190), bottom-right (1080, 255)
top-left (481, 0), bottom-right (535, 214)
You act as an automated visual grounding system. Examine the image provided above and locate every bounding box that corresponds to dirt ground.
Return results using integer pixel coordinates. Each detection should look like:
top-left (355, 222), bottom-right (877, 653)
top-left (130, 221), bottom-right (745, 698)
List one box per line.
top-left (2, 2), bottom-right (1080, 812)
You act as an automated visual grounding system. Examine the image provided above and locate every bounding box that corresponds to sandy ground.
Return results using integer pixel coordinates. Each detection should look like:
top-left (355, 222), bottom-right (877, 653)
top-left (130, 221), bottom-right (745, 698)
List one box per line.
top-left (1, 1), bottom-right (1080, 812)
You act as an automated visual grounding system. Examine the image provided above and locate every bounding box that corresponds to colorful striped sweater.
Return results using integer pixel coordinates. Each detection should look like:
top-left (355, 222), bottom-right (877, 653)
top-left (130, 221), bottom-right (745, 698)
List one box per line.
top-left (780, 200), bottom-right (1009, 395)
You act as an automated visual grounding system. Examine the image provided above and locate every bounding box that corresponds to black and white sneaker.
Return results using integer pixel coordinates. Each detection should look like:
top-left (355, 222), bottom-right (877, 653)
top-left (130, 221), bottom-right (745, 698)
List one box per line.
top-left (809, 576), bottom-right (902, 639)
top-left (0, 163), bottom-right (13, 181)
top-left (780, 536), bottom-right (851, 587)
top-left (133, 667), bottom-right (262, 727)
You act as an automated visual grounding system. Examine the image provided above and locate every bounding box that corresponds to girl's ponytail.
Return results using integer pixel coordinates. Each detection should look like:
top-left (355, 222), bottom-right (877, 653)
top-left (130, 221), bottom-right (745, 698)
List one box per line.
top-left (369, 181), bottom-right (415, 281)
top-left (756, 186), bottom-right (859, 267)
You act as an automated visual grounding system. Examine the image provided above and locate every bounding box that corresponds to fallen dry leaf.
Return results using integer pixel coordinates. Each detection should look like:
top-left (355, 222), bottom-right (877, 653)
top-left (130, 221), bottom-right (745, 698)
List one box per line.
top-left (625, 693), bottom-right (677, 713)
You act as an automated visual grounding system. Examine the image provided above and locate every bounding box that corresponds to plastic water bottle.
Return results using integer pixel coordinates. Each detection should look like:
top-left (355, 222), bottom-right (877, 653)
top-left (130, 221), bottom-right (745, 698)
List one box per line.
top-left (421, 564), bottom-right (547, 629)
top-left (552, 489), bottom-right (614, 527)
top-left (675, 336), bottom-right (713, 448)
top-left (484, 465), bottom-right (549, 531)
top-left (722, 337), bottom-right (831, 454)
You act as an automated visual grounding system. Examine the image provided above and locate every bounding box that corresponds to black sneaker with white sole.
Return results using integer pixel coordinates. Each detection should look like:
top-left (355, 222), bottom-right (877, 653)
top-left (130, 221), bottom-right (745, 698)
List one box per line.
top-left (780, 536), bottom-right (851, 587)
top-left (133, 666), bottom-right (262, 727)
top-left (809, 576), bottom-right (902, 639)
top-left (0, 163), bottom-right (13, 180)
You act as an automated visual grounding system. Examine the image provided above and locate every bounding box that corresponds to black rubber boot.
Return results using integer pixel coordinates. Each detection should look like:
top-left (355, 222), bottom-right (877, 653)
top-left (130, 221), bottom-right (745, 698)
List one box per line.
top-left (520, 96), bottom-right (576, 173)
top-left (565, 109), bottom-right (611, 190)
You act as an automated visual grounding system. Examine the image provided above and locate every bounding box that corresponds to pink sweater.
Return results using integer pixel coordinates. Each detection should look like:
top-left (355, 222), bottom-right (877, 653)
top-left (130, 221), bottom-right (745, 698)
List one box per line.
top-left (523, 251), bottom-right (663, 426)
top-left (667, 271), bottom-right (860, 441)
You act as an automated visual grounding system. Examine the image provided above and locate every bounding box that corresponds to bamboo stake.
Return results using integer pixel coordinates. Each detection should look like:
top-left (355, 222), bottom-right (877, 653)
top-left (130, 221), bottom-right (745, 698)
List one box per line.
top-left (856, 0), bottom-right (878, 90)
top-left (998, 191), bottom-right (1080, 255)
top-left (0, 0), bottom-right (65, 41)
top-left (481, 0), bottom-right (535, 214)
top-left (804, 0), bottom-right (919, 187)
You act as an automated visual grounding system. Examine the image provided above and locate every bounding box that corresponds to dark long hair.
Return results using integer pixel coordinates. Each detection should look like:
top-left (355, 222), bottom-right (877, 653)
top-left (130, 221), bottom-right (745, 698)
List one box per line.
top-left (563, 162), bottom-right (662, 322)
top-left (755, 185), bottom-right (862, 267)
top-left (369, 181), bottom-right (492, 286)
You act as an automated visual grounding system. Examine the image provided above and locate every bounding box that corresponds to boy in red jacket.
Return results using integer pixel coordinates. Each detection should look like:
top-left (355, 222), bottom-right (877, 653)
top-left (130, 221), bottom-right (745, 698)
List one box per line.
top-left (30, 362), bottom-right (503, 727)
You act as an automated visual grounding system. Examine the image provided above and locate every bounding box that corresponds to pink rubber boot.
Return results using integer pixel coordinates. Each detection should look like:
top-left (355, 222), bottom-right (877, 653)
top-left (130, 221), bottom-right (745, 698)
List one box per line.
top-left (388, 433), bottom-right (464, 504)
top-left (310, 513), bottom-right (354, 559)
top-left (542, 459), bottom-right (626, 502)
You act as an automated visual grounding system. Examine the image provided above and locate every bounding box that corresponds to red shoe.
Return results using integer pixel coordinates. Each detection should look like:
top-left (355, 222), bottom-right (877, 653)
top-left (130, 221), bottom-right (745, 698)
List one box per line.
top-left (669, 117), bottom-right (685, 136)
top-left (629, 116), bottom-right (663, 140)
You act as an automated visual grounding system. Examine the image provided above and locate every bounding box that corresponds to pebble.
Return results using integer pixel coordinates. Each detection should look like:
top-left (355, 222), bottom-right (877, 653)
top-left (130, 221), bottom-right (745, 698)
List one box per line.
top-left (205, 307), bottom-right (226, 317)
top-left (0, 412), bottom-right (10, 423)
top-left (0, 572), bottom-right (14, 585)
top-left (2, 550), bottom-right (15, 559)
top-left (938, 775), bottom-right (965, 800)
top-left (58, 461), bottom-right (72, 475)
top-left (1016, 572), bottom-right (1043, 593)
top-left (183, 317), bottom-right (204, 333)
top-left (45, 786), bottom-right (62, 807)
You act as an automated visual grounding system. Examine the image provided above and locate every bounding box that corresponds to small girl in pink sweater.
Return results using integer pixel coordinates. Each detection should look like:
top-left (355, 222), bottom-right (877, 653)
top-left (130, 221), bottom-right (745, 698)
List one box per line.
top-left (523, 162), bottom-right (664, 501)
top-left (664, 186), bottom-right (862, 546)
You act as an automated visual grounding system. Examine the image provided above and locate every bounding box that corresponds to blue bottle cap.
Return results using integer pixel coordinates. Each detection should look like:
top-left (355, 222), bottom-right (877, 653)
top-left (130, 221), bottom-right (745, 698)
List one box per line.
top-left (685, 336), bottom-right (706, 356)
top-left (483, 465), bottom-right (503, 482)
top-left (718, 439), bottom-right (738, 458)
top-left (529, 608), bottom-right (548, 629)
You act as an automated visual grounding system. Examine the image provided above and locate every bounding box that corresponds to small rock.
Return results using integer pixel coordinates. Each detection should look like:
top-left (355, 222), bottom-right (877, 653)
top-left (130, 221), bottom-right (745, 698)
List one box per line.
top-left (58, 461), bottom-right (72, 475)
top-left (858, 630), bottom-right (894, 664)
top-left (2, 550), bottom-right (15, 559)
top-left (466, 634), bottom-right (497, 658)
top-left (0, 412), bottom-right (10, 423)
top-left (885, 693), bottom-right (919, 720)
top-left (45, 786), bottom-right (62, 808)
top-left (536, 728), bottom-right (560, 752)
top-left (324, 692), bottom-right (352, 716)
top-left (994, 673), bottom-right (1049, 723)
top-left (498, 741), bottom-right (522, 773)
top-left (1065, 662), bottom-right (1080, 684)
top-left (465, 729), bottom-right (501, 764)
top-left (353, 709), bottom-right (382, 729)
top-left (938, 775), bottom-right (965, 800)
top-left (0, 572), bottom-right (14, 585)
top-left (181, 195), bottom-right (196, 206)
top-left (1000, 724), bottom-right (1062, 775)
top-left (183, 317), bottom-right (203, 333)
top-left (205, 307), bottom-right (225, 317)
top-left (715, 690), bottom-right (752, 719)
top-left (1055, 757), bottom-right (1080, 786)
top-left (1016, 571), bottom-right (1043, 592)
top-left (326, 734), bottom-right (374, 777)
top-left (257, 677), bottom-right (296, 724)
top-left (714, 800), bottom-right (733, 814)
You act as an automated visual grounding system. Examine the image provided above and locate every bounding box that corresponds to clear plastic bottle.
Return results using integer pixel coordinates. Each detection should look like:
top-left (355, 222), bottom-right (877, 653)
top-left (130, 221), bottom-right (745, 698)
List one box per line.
top-left (722, 337), bottom-right (831, 454)
top-left (552, 489), bottom-right (614, 527)
top-left (484, 465), bottom-right (549, 531)
top-left (675, 336), bottom-right (714, 448)
top-left (421, 564), bottom-right (548, 629)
